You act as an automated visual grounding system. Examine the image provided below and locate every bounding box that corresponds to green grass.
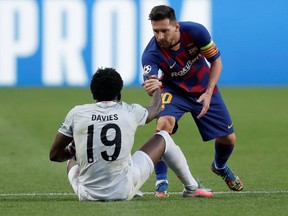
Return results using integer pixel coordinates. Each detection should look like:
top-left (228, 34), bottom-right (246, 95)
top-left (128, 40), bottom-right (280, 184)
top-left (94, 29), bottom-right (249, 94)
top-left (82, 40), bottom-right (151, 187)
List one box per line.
top-left (0, 87), bottom-right (287, 216)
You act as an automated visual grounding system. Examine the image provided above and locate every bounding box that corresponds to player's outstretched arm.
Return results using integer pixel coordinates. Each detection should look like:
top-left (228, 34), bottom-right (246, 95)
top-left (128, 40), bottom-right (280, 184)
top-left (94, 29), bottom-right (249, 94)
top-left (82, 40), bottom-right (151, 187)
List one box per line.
top-left (145, 87), bottom-right (162, 123)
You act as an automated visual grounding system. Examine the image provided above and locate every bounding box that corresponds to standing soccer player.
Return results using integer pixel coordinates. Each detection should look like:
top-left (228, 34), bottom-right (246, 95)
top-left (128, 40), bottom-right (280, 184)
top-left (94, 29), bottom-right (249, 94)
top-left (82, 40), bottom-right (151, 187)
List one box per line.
top-left (49, 67), bottom-right (213, 201)
top-left (142, 5), bottom-right (243, 197)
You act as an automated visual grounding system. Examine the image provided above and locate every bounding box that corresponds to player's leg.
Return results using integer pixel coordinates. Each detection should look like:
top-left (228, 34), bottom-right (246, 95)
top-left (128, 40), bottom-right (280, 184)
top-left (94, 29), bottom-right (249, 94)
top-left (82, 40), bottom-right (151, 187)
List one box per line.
top-left (67, 159), bottom-right (81, 199)
top-left (67, 158), bottom-right (78, 174)
top-left (213, 133), bottom-right (236, 169)
top-left (211, 133), bottom-right (243, 191)
top-left (67, 159), bottom-right (96, 201)
top-left (127, 150), bottom-right (155, 200)
top-left (128, 133), bottom-right (170, 200)
top-left (153, 91), bottom-right (191, 197)
top-left (210, 92), bottom-right (244, 191)
top-left (192, 91), bottom-right (243, 191)
top-left (154, 115), bottom-right (177, 197)
top-left (142, 131), bottom-right (213, 197)
top-left (154, 158), bottom-right (168, 197)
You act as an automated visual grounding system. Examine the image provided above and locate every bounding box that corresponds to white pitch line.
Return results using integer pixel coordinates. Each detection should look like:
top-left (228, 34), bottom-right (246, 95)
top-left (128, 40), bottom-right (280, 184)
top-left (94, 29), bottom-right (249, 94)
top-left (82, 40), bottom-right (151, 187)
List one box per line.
top-left (0, 191), bottom-right (288, 197)
top-left (145, 191), bottom-right (288, 195)
top-left (0, 192), bottom-right (75, 197)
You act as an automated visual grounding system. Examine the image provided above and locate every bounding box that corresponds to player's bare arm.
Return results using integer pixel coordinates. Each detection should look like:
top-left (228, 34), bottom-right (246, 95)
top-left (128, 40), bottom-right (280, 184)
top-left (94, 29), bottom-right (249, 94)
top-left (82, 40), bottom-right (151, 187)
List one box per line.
top-left (50, 133), bottom-right (73, 162)
top-left (145, 87), bottom-right (162, 123)
top-left (197, 57), bottom-right (222, 119)
top-left (206, 57), bottom-right (222, 95)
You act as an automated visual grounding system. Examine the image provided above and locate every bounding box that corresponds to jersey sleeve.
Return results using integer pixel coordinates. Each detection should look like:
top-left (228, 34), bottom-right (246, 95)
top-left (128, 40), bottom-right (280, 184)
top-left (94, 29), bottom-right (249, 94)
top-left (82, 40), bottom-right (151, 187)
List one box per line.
top-left (58, 107), bottom-right (76, 138)
top-left (189, 22), bottom-right (221, 62)
top-left (142, 50), bottom-right (161, 81)
top-left (200, 40), bottom-right (220, 62)
top-left (130, 103), bottom-right (148, 126)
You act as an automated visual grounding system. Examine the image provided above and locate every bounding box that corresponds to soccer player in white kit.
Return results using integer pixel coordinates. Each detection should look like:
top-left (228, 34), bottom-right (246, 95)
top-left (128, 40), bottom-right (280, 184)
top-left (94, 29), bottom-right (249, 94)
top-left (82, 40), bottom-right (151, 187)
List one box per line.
top-left (49, 67), bottom-right (213, 201)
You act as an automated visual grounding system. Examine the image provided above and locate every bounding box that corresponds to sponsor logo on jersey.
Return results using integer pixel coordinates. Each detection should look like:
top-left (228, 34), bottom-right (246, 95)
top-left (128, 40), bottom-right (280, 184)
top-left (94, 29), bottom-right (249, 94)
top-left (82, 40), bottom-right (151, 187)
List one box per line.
top-left (171, 60), bottom-right (192, 77)
top-left (170, 54), bottom-right (201, 77)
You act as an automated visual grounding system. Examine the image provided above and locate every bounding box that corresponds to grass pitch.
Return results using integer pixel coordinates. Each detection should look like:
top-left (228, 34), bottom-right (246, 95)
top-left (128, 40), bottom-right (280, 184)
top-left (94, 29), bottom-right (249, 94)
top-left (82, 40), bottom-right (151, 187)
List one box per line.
top-left (0, 87), bottom-right (287, 216)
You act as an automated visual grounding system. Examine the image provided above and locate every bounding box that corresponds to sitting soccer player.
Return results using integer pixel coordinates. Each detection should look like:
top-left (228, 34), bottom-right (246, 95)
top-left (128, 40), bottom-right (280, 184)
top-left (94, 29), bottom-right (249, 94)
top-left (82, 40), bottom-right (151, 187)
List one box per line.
top-left (49, 67), bottom-right (213, 201)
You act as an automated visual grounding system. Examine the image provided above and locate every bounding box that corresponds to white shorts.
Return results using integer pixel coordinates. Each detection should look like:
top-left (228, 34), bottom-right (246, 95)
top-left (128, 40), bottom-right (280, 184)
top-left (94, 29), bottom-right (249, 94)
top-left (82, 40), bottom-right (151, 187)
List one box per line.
top-left (68, 165), bottom-right (95, 201)
top-left (126, 150), bottom-right (154, 200)
top-left (68, 151), bottom-right (154, 201)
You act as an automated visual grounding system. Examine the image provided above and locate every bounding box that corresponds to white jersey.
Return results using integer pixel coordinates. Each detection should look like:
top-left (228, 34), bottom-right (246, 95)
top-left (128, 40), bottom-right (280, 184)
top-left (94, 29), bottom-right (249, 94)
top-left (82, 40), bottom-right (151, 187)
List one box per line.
top-left (59, 101), bottom-right (148, 200)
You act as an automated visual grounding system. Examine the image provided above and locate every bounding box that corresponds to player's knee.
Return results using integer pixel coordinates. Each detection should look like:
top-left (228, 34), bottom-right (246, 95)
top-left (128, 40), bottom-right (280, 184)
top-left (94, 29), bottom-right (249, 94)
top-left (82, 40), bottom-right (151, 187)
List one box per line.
top-left (67, 159), bottom-right (78, 174)
top-left (229, 133), bottom-right (236, 144)
top-left (217, 133), bottom-right (236, 145)
top-left (157, 116), bottom-right (175, 134)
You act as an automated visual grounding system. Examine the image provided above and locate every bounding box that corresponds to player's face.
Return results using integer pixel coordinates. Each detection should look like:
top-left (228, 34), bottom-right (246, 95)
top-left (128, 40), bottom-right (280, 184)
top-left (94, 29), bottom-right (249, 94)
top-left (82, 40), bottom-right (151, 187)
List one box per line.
top-left (151, 19), bottom-right (179, 48)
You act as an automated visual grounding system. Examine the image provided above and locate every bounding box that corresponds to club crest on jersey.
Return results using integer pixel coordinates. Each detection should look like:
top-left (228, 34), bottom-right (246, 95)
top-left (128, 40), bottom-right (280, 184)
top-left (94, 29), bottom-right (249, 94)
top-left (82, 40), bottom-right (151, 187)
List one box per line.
top-left (188, 47), bottom-right (200, 56)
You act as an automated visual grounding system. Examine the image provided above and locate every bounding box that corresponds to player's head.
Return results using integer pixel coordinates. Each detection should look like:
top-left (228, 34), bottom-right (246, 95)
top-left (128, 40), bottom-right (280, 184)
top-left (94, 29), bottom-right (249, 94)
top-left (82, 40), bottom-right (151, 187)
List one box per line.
top-left (149, 5), bottom-right (179, 48)
top-left (149, 5), bottom-right (176, 22)
top-left (90, 67), bottom-right (123, 102)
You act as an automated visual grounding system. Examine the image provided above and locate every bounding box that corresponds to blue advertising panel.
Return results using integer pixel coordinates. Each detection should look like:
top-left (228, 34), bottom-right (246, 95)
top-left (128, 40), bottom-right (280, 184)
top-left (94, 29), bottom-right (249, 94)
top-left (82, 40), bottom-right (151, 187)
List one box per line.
top-left (0, 0), bottom-right (287, 87)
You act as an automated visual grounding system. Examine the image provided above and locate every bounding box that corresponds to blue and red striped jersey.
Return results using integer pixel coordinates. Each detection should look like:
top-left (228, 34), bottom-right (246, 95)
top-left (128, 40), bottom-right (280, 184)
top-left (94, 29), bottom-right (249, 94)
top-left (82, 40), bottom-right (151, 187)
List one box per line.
top-left (142, 21), bottom-right (221, 95)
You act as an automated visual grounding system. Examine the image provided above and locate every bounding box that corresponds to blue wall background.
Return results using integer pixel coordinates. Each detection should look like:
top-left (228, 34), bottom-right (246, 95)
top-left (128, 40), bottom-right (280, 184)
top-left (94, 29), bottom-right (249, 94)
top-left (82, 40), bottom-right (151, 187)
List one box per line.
top-left (0, 0), bottom-right (287, 87)
top-left (213, 0), bottom-right (288, 86)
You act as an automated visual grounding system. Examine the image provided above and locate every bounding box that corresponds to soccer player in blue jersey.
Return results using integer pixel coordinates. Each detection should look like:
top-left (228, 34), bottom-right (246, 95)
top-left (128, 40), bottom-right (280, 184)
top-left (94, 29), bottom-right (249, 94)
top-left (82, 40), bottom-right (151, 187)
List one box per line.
top-left (142, 5), bottom-right (244, 197)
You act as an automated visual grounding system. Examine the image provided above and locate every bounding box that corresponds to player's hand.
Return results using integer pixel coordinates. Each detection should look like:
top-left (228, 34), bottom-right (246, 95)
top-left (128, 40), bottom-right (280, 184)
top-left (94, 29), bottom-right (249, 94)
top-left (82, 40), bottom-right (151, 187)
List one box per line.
top-left (142, 76), bottom-right (162, 96)
top-left (196, 92), bottom-right (212, 119)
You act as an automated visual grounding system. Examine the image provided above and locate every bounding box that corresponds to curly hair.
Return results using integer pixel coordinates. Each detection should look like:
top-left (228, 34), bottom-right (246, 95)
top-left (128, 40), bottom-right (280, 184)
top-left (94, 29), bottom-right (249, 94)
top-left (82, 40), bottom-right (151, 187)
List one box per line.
top-left (90, 67), bottom-right (123, 101)
top-left (148, 5), bottom-right (176, 22)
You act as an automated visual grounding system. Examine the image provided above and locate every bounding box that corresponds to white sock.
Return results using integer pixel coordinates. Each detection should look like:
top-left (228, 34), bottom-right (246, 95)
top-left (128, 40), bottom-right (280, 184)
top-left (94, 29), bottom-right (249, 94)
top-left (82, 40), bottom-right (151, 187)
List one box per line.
top-left (156, 131), bottom-right (198, 190)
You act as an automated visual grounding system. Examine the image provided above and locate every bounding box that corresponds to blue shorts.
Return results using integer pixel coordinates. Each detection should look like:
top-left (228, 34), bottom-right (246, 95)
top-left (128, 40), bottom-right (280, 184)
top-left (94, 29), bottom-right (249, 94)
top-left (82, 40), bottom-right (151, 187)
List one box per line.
top-left (159, 88), bottom-right (234, 141)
